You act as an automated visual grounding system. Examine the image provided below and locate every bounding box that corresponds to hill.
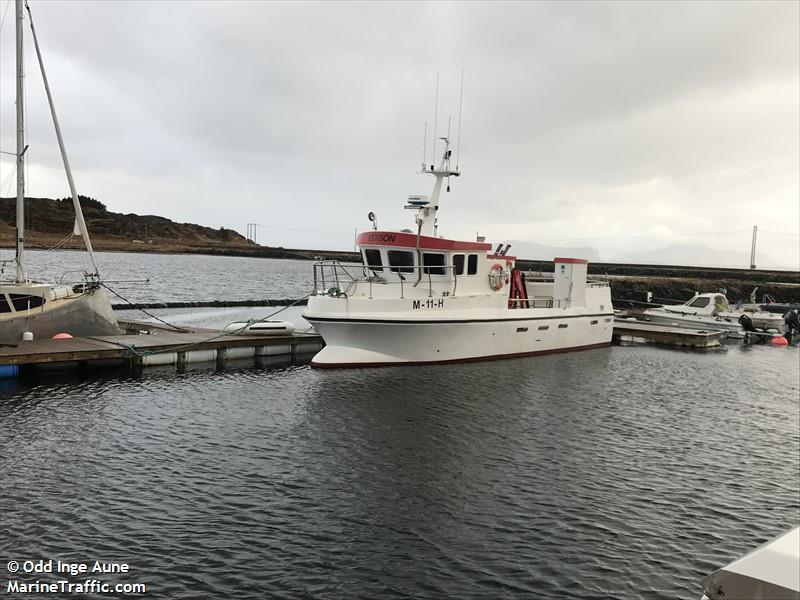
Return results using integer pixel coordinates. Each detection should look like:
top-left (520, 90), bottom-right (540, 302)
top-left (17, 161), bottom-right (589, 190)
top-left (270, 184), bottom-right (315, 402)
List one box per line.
top-left (0, 196), bottom-right (253, 252)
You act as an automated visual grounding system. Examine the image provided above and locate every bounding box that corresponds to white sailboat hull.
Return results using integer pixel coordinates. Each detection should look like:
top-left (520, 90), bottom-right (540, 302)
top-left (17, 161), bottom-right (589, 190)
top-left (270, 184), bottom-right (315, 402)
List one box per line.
top-left (306, 310), bottom-right (613, 368)
top-left (0, 287), bottom-right (120, 343)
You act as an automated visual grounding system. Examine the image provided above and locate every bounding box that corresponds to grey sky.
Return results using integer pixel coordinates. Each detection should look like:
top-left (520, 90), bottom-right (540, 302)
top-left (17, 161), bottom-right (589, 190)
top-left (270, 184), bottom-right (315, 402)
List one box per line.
top-left (1, 0), bottom-right (798, 267)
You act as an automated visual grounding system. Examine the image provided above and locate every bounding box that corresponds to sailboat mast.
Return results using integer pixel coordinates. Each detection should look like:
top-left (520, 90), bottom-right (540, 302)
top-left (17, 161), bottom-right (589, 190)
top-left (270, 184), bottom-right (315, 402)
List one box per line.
top-left (15, 0), bottom-right (25, 283)
top-left (25, 0), bottom-right (100, 278)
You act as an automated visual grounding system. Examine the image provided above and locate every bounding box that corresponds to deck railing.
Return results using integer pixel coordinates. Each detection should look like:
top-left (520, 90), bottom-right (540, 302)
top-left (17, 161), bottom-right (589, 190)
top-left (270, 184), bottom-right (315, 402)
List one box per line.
top-left (312, 261), bottom-right (608, 302)
top-left (313, 260), bottom-right (464, 299)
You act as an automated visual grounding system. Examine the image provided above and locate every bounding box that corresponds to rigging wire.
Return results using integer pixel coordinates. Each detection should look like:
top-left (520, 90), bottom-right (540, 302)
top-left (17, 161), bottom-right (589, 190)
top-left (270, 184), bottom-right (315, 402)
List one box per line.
top-left (47, 230), bottom-right (74, 251)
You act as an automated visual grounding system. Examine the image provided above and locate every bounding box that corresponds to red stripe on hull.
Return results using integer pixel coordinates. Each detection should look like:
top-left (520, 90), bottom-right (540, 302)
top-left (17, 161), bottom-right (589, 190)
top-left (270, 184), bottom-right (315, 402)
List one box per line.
top-left (311, 341), bottom-right (611, 369)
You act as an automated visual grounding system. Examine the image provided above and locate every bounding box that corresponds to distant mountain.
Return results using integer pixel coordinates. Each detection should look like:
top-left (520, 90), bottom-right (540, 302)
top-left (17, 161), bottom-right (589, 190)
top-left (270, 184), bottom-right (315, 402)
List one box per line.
top-left (502, 240), bottom-right (601, 262)
top-left (611, 243), bottom-right (777, 269)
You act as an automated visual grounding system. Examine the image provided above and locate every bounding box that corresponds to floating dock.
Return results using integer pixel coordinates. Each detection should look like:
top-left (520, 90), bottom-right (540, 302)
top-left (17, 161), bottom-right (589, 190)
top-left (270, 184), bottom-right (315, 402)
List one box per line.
top-left (0, 320), bottom-right (324, 377)
top-left (612, 319), bottom-right (722, 348)
top-left (0, 317), bottom-right (730, 379)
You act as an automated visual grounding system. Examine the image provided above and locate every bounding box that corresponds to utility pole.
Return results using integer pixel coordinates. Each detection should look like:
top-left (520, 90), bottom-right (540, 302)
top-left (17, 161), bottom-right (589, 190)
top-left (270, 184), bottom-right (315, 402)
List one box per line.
top-left (246, 223), bottom-right (258, 244)
top-left (750, 225), bottom-right (758, 270)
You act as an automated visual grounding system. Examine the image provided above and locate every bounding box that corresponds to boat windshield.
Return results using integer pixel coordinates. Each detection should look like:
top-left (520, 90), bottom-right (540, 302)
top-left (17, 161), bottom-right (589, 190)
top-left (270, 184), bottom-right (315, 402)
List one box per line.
top-left (688, 297), bottom-right (710, 308)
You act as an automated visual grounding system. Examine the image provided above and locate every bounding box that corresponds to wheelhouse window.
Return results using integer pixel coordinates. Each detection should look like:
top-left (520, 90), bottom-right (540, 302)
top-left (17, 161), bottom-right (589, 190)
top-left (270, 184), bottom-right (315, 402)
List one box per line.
top-left (467, 254), bottom-right (478, 275)
top-left (423, 253), bottom-right (446, 275)
top-left (453, 254), bottom-right (465, 275)
top-left (0, 296), bottom-right (12, 313)
top-left (388, 250), bottom-right (415, 273)
top-left (363, 249), bottom-right (383, 273)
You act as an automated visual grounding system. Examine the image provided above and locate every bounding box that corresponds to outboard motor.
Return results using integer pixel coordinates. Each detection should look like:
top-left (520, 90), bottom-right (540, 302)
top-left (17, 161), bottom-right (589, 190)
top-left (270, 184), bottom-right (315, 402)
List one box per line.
top-left (738, 313), bottom-right (757, 333)
top-left (738, 314), bottom-right (763, 345)
top-left (784, 309), bottom-right (800, 343)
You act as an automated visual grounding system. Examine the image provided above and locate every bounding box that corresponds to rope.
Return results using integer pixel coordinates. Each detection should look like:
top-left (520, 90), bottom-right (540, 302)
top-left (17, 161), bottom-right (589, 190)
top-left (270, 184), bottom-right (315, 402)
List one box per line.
top-left (101, 282), bottom-right (188, 333)
top-left (154, 294), bottom-right (311, 355)
top-left (47, 231), bottom-right (75, 251)
top-left (99, 285), bottom-right (311, 357)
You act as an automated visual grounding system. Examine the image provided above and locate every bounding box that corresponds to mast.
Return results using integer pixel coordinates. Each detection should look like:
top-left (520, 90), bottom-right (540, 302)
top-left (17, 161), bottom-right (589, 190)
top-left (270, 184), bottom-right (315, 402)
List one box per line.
top-left (25, 0), bottom-right (101, 278)
top-left (417, 138), bottom-right (459, 238)
top-left (15, 0), bottom-right (25, 283)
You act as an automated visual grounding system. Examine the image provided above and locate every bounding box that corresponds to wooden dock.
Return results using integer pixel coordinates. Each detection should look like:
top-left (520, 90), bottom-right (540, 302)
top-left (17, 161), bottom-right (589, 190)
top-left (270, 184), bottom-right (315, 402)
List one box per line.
top-left (0, 320), bottom-right (324, 376)
top-left (613, 319), bottom-right (722, 348)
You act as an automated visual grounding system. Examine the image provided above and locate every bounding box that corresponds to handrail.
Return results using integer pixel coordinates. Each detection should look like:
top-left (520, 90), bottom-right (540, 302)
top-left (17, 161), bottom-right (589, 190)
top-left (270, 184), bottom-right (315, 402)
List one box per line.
top-left (312, 260), bottom-right (464, 298)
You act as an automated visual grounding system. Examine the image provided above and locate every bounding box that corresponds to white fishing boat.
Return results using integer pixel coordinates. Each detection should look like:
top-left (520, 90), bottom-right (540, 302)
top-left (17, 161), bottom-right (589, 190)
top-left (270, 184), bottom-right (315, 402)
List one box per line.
top-left (641, 292), bottom-right (785, 338)
top-left (0, 0), bottom-right (119, 343)
top-left (303, 138), bottom-right (613, 368)
top-left (700, 526), bottom-right (800, 600)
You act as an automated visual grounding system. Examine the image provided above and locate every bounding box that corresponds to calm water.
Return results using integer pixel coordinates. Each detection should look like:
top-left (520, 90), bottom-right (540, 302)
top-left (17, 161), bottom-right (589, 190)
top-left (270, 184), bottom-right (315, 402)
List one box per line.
top-left (13, 248), bottom-right (313, 302)
top-left (1, 251), bottom-right (798, 599)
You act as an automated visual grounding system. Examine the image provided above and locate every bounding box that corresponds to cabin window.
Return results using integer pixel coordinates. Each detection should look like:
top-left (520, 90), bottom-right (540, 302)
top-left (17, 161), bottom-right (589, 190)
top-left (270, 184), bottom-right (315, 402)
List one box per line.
top-left (9, 293), bottom-right (45, 311)
top-left (590, 320), bottom-right (598, 325)
top-left (688, 297), bottom-right (710, 308)
top-left (538, 325), bottom-right (549, 331)
top-left (423, 253), bottom-right (446, 275)
top-left (453, 254), bottom-right (465, 276)
top-left (388, 250), bottom-right (415, 273)
top-left (363, 249), bottom-right (383, 273)
top-left (0, 296), bottom-right (12, 313)
top-left (558, 323), bottom-right (568, 329)
top-left (467, 254), bottom-right (478, 275)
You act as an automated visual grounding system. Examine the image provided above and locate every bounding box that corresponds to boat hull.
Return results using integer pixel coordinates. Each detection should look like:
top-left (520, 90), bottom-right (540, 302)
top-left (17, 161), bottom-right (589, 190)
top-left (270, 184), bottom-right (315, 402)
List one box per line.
top-left (305, 314), bottom-right (613, 368)
top-left (0, 288), bottom-right (120, 343)
top-left (641, 311), bottom-right (744, 336)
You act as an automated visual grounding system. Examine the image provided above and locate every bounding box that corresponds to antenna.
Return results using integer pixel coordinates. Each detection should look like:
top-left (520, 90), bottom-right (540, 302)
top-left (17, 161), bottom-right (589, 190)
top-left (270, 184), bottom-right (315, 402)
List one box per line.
top-left (422, 121), bottom-right (427, 169)
top-left (456, 68), bottom-right (464, 170)
top-left (432, 72), bottom-right (439, 165)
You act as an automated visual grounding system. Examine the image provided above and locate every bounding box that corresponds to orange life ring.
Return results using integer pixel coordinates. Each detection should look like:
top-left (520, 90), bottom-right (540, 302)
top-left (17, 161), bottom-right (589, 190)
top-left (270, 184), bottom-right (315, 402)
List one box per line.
top-left (488, 263), bottom-right (505, 291)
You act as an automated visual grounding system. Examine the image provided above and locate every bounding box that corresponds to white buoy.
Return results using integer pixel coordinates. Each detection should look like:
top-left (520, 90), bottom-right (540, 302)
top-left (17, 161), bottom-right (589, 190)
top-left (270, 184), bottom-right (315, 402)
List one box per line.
top-left (22, 331), bottom-right (33, 341)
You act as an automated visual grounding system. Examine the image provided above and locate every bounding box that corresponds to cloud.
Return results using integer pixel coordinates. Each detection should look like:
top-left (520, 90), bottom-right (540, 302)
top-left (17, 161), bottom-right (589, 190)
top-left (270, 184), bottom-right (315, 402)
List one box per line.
top-left (1, 0), bottom-right (797, 267)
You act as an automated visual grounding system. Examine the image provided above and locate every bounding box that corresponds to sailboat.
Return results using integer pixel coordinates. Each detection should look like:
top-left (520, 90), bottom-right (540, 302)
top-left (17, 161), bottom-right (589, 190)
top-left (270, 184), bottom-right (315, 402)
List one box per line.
top-left (0, 0), bottom-right (119, 343)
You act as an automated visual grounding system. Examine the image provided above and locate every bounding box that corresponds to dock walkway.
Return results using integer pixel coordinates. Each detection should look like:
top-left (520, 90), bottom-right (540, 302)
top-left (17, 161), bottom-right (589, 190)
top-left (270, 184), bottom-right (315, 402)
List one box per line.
top-left (0, 320), bottom-right (323, 376)
top-left (612, 319), bottom-right (722, 348)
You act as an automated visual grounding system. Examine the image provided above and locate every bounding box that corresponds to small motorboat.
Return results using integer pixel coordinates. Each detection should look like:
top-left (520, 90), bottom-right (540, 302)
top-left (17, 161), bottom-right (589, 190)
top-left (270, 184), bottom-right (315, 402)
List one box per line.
top-left (700, 526), bottom-right (799, 600)
top-left (641, 292), bottom-right (785, 338)
top-left (221, 321), bottom-right (295, 336)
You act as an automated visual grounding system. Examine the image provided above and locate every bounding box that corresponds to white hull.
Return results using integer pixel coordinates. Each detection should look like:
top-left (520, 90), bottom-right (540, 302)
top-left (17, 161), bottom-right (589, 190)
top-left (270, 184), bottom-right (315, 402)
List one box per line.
top-left (0, 287), bottom-right (120, 343)
top-left (641, 311), bottom-right (744, 336)
top-left (306, 310), bottom-right (613, 367)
